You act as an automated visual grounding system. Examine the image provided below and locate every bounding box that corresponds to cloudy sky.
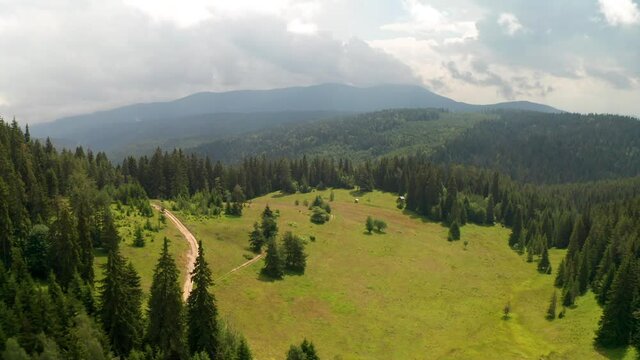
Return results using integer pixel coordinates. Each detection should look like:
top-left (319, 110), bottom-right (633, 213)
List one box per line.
top-left (1, 0), bottom-right (639, 124)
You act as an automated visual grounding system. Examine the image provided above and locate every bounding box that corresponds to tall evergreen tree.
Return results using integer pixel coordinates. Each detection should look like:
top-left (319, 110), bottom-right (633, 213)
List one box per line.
top-left (50, 202), bottom-right (80, 288)
top-left (146, 238), bottom-right (186, 359)
top-left (485, 195), bottom-right (495, 225)
top-left (186, 242), bottom-right (218, 359)
top-left (595, 256), bottom-right (639, 347)
top-left (248, 222), bottom-right (265, 253)
top-left (262, 238), bottom-right (284, 279)
top-left (508, 207), bottom-right (523, 248)
top-left (99, 248), bottom-right (143, 357)
top-left (546, 291), bottom-right (557, 320)
top-left (282, 232), bottom-right (307, 274)
top-left (538, 246), bottom-right (551, 274)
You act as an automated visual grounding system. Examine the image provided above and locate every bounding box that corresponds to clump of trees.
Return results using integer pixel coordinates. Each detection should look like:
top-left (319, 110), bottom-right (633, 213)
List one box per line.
top-left (286, 339), bottom-right (319, 360)
top-left (365, 216), bottom-right (387, 234)
top-left (248, 205), bottom-right (279, 253)
top-left (262, 232), bottom-right (308, 279)
top-left (309, 196), bottom-right (332, 224)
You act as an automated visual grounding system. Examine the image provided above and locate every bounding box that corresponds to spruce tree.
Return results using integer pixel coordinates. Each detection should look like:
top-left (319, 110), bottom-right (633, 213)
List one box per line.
top-left (538, 246), bottom-right (551, 274)
top-left (50, 203), bottom-right (80, 288)
top-left (508, 207), bottom-right (523, 248)
top-left (262, 238), bottom-right (284, 279)
top-left (546, 291), bottom-right (557, 320)
top-left (365, 216), bottom-right (374, 234)
top-left (300, 339), bottom-right (319, 360)
top-left (249, 222), bottom-right (265, 253)
top-left (261, 206), bottom-right (278, 240)
top-left (448, 221), bottom-right (460, 241)
top-left (99, 248), bottom-right (143, 357)
top-left (186, 242), bottom-right (218, 359)
top-left (595, 257), bottom-right (639, 347)
top-left (146, 238), bottom-right (186, 358)
top-left (236, 338), bottom-right (253, 360)
top-left (133, 225), bottom-right (145, 248)
top-left (485, 195), bottom-right (495, 225)
top-left (282, 232), bottom-right (307, 274)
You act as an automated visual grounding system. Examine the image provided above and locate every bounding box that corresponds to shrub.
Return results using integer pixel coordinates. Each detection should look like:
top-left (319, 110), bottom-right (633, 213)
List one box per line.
top-left (310, 207), bottom-right (330, 224)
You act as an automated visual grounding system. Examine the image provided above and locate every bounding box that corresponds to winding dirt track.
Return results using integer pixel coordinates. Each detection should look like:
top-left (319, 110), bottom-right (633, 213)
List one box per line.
top-left (151, 204), bottom-right (263, 300)
top-left (152, 204), bottom-right (198, 300)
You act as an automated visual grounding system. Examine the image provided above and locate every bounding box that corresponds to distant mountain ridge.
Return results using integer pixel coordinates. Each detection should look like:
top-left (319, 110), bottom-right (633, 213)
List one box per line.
top-left (31, 83), bottom-right (560, 158)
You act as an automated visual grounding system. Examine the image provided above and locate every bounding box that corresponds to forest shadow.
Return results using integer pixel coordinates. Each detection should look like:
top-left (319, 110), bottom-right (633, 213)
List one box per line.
top-left (596, 345), bottom-right (631, 360)
top-left (256, 272), bottom-right (281, 283)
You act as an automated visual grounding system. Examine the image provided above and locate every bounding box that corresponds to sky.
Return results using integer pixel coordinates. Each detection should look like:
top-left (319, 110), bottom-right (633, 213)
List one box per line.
top-left (0, 0), bottom-right (639, 124)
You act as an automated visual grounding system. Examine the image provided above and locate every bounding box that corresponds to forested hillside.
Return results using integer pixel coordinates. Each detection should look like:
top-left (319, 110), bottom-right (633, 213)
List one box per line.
top-left (191, 109), bottom-right (640, 185)
top-left (432, 112), bottom-right (640, 183)
top-left (191, 109), bottom-right (494, 162)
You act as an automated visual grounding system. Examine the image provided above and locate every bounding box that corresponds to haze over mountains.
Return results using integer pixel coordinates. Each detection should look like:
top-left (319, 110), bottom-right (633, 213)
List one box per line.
top-left (31, 83), bottom-right (559, 158)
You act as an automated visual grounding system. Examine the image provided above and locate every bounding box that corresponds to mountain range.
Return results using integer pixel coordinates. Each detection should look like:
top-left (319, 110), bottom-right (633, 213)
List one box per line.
top-left (31, 83), bottom-right (560, 159)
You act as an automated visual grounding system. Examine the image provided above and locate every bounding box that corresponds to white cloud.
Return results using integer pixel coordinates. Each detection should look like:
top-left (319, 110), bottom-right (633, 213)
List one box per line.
top-left (497, 13), bottom-right (523, 36)
top-left (598, 0), bottom-right (640, 26)
top-left (380, 0), bottom-right (478, 43)
top-left (287, 18), bottom-right (318, 34)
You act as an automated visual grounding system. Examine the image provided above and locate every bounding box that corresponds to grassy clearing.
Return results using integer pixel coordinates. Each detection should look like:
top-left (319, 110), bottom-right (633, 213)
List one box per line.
top-left (157, 190), bottom-right (634, 359)
top-left (94, 204), bottom-right (190, 300)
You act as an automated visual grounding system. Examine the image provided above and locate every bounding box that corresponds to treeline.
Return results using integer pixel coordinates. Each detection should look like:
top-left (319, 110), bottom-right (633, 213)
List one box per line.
top-left (189, 109), bottom-right (488, 163)
top-left (0, 118), bottom-right (255, 359)
top-left (432, 111), bottom-right (640, 184)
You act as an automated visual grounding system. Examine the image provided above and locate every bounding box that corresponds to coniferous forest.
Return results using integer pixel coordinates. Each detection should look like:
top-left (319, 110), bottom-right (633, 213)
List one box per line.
top-left (2, 106), bottom-right (640, 359)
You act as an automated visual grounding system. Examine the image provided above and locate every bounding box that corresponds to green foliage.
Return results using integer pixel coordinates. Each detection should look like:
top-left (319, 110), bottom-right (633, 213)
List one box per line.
top-left (282, 232), bottom-right (307, 274)
top-left (448, 221), bottom-right (461, 241)
top-left (546, 291), bottom-right (557, 320)
top-left (373, 219), bottom-right (387, 233)
top-left (262, 238), bottom-right (284, 280)
top-left (286, 339), bottom-right (319, 360)
top-left (133, 225), bottom-right (145, 247)
top-left (99, 248), bottom-right (143, 357)
top-left (309, 207), bottom-right (330, 224)
top-left (248, 222), bottom-right (266, 253)
top-left (187, 242), bottom-right (218, 359)
top-left (365, 216), bottom-right (374, 234)
top-left (146, 238), bottom-right (186, 359)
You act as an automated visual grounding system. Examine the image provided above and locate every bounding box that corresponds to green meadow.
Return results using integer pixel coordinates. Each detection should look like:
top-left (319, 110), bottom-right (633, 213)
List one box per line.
top-left (94, 204), bottom-right (190, 300)
top-left (130, 190), bottom-right (633, 359)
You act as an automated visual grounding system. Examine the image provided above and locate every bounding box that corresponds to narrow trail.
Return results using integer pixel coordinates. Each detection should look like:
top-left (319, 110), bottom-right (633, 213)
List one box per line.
top-left (152, 204), bottom-right (198, 301)
top-left (151, 203), bottom-right (263, 300)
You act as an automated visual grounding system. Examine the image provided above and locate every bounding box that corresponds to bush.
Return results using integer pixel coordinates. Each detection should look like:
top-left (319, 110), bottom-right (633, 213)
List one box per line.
top-left (373, 219), bottom-right (387, 233)
top-left (310, 207), bottom-right (330, 224)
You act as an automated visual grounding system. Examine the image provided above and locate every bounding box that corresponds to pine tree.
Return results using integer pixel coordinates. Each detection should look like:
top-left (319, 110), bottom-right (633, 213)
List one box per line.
top-left (555, 258), bottom-right (566, 288)
top-left (538, 246), bottom-right (551, 274)
top-left (262, 238), bottom-right (284, 279)
top-left (546, 291), bottom-right (557, 320)
top-left (261, 206), bottom-right (278, 240)
top-left (187, 242), bottom-right (218, 359)
top-left (99, 248), bottom-right (143, 357)
top-left (282, 232), bottom-right (307, 274)
top-left (365, 216), bottom-right (374, 234)
top-left (562, 279), bottom-right (577, 307)
top-left (50, 203), bottom-right (80, 288)
top-left (485, 195), bottom-right (495, 225)
top-left (595, 257), bottom-right (639, 347)
top-left (146, 238), bottom-right (186, 358)
top-left (248, 222), bottom-right (265, 253)
top-left (133, 225), bottom-right (145, 248)
top-left (236, 338), bottom-right (253, 360)
top-left (448, 221), bottom-right (460, 241)
top-left (100, 210), bottom-right (120, 252)
top-left (508, 207), bottom-right (523, 248)
top-left (300, 339), bottom-right (319, 360)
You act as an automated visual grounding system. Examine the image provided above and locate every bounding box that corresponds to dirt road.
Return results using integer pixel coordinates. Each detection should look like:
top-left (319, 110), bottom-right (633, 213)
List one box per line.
top-left (151, 203), bottom-right (263, 300)
top-left (151, 204), bottom-right (198, 301)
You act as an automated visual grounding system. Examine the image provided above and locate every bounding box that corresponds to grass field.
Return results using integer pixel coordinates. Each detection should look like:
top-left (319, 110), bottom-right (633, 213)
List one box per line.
top-left (94, 204), bottom-right (190, 301)
top-left (150, 190), bottom-right (635, 359)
